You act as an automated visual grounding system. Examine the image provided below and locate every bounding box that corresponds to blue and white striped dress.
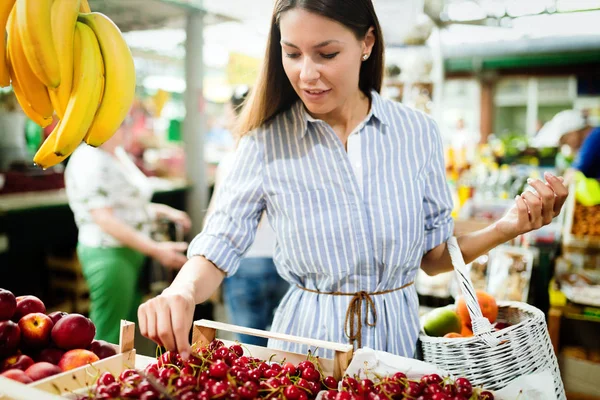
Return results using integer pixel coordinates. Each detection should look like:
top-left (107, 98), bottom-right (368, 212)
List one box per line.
top-left (189, 91), bottom-right (454, 358)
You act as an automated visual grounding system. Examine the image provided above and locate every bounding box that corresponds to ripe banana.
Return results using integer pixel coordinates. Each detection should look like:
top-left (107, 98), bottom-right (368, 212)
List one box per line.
top-left (15, 0), bottom-right (61, 88)
top-left (6, 55), bottom-right (53, 128)
top-left (80, 0), bottom-right (91, 12)
top-left (48, 0), bottom-right (80, 119)
top-left (53, 22), bottom-right (104, 157)
top-left (79, 12), bottom-right (136, 147)
top-left (33, 124), bottom-right (70, 170)
top-left (6, 9), bottom-right (54, 119)
top-left (0, 0), bottom-right (16, 87)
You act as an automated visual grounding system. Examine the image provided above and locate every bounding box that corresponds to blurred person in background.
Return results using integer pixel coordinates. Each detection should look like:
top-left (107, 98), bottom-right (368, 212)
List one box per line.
top-left (64, 126), bottom-right (191, 344)
top-left (534, 109), bottom-right (600, 180)
top-left (139, 0), bottom-right (568, 359)
top-left (207, 86), bottom-right (288, 346)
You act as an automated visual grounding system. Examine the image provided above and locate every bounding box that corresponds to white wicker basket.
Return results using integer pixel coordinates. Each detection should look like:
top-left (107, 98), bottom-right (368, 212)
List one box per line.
top-left (420, 237), bottom-right (565, 399)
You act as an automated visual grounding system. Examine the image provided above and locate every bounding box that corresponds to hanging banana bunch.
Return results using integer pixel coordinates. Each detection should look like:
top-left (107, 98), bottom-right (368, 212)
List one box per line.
top-left (0, 0), bottom-right (136, 169)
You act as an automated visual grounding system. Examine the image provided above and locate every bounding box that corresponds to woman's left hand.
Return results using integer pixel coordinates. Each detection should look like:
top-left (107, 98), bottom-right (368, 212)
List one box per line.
top-left (495, 172), bottom-right (569, 239)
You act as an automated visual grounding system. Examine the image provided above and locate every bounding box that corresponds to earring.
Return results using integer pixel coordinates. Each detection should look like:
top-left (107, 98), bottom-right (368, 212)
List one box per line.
top-left (362, 54), bottom-right (369, 61)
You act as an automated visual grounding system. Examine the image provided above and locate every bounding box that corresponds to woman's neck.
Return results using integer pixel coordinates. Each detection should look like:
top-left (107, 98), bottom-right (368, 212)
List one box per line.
top-left (316, 90), bottom-right (370, 146)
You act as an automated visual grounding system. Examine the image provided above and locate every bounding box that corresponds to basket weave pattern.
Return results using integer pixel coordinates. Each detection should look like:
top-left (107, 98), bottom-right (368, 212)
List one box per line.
top-left (419, 238), bottom-right (565, 399)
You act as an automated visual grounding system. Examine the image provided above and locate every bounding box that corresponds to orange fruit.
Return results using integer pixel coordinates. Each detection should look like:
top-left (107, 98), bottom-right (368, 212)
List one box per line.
top-left (443, 332), bottom-right (463, 338)
top-left (461, 324), bottom-right (473, 337)
top-left (456, 291), bottom-right (498, 327)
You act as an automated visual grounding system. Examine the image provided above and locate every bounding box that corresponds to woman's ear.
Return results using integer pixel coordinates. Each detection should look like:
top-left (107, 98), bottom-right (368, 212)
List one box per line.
top-left (363, 26), bottom-right (376, 56)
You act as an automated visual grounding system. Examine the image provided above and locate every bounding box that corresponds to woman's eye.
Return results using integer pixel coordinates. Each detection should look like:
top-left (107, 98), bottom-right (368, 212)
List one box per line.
top-left (321, 52), bottom-right (339, 59)
top-left (285, 53), bottom-right (300, 59)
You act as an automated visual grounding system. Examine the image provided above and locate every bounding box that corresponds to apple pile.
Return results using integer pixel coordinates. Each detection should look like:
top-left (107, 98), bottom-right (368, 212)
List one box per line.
top-left (0, 288), bottom-right (115, 384)
top-left (79, 340), bottom-right (494, 400)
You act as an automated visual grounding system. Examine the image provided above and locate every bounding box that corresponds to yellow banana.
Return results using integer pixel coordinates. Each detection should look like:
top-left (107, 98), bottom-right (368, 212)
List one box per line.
top-left (80, 0), bottom-right (91, 12)
top-left (7, 54), bottom-right (53, 128)
top-left (16, 0), bottom-right (61, 88)
top-left (78, 12), bottom-right (136, 147)
top-left (0, 0), bottom-right (16, 87)
top-left (33, 124), bottom-right (71, 169)
top-left (53, 22), bottom-right (104, 157)
top-left (48, 0), bottom-right (80, 119)
top-left (7, 9), bottom-right (54, 119)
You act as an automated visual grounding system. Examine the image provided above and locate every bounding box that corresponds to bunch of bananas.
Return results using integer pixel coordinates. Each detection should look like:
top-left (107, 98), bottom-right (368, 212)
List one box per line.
top-left (0, 0), bottom-right (136, 169)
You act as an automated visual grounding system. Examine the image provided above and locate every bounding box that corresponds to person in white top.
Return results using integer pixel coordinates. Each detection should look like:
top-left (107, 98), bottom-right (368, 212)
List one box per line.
top-left (64, 126), bottom-right (191, 344)
top-left (208, 87), bottom-right (289, 345)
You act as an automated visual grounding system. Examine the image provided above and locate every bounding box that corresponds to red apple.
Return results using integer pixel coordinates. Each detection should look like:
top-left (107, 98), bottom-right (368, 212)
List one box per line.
top-left (47, 311), bottom-right (67, 326)
top-left (51, 314), bottom-right (95, 350)
top-left (36, 348), bottom-right (65, 365)
top-left (25, 362), bottom-right (62, 381)
top-left (18, 312), bottom-right (53, 349)
top-left (0, 320), bottom-right (20, 358)
top-left (1, 368), bottom-right (33, 383)
top-left (58, 349), bottom-right (99, 371)
top-left (88, 339), bottom-right (117, 360)
top-left (0, 289), bottom-right (16, 321)
top-left (12, 295), bottom-right (46, 322)
top-left (1, 354), bottom-right (34, 372)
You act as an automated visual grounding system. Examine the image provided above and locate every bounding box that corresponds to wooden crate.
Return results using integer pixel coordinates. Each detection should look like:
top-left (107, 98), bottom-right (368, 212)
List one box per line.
top-left (192, 319), bottom-right (354, 380)
top-left (0, 320), bottom-right (141, 400)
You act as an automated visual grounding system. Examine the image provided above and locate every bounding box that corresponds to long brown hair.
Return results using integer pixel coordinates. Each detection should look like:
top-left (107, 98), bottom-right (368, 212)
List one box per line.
top-left (236, 0), bottom-right (385, 136)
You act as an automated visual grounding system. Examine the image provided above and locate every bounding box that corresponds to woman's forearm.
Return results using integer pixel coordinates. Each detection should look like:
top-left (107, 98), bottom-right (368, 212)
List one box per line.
top-left (91, 208), bottom-right (158, 257)
top-left (421, 222), bottom-right (511, 276)
top-left (166, 256), bottom-right (225, 304)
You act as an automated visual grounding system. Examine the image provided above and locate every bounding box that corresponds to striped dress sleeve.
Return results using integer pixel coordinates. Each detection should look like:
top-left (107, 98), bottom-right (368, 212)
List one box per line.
top-left (187, 134), bottom-right (265, 275)
top-left (422, 118), bottom-right (454, 253)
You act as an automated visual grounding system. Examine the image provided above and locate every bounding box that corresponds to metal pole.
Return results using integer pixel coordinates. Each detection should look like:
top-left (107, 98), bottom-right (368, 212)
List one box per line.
top-left (184, 6), bottom-right (208, 235)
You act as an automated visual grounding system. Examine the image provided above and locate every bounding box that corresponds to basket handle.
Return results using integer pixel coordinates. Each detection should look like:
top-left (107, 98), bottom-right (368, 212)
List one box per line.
top-left (447, 237), bottom-right (500, 347)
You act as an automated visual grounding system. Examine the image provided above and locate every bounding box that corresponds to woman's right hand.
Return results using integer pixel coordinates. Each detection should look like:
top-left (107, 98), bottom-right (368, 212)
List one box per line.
top-left (151, 241), bottom-right (188, 269)
top-left (138, 287), bottom-right (195, 359)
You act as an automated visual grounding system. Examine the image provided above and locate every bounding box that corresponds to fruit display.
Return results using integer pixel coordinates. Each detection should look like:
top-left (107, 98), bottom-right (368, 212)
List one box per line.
top-left (571, 201), bottom-right (600, 238)
top-left (422, 291), bottom-right (508, 339)
top-left (0, 288), bottom-right (115, 383)
top-left (75, 341), bottom-right (494, 400)
top-left (0, 0), bottom-right (136, 169)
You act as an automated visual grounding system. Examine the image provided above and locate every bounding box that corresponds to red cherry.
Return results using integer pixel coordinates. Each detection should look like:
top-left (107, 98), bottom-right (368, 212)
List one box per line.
top-left (359, 379), bottom-right (374, 394)
top-left (215, 347), bottom-right (230, 359)
top-left (209, 340), bottom-right (225, 350)
top-left (198, 391), bottom-right (211, 400)
top-left (323, 376), bottom-right (338, 390)
top-left (455, 378), bottom-right (472, 389)
top-left (405, 381), bottom-right (423, 396)
top-left (119, 369), bottom-right (139, 382)
top-left (266, 377), bottom-right (281, 389)
top-left (97, 382), bottom-right (121, 397)
top-left (392, 372), bottom-right (407, 382)
top-left (249, 368), bottom-right (262, 381)
top-left (97, 372), bottom-right (115, 387)
top-left (144, 364), bottom-right (159, 378)
top-left (424, 383), bottom-right (443, 395)
top-left (236, 370), bottom-right (250, 382)
top-left (297, 360), bottom-right (315, 371)
top-left (263, 368), bottom-right (279, 378)
top-left (238, 381), bottom-right (258, 399)
top-left (479, 391), bottom-right (494, 400)
top-left (443, 384), bottom-right (457, 395)
top-left (282, 362), bottom-right (298, 376)
top-left (325, 390), bottom-right (338, 400)
top-left (302, 367), bottom-right (321, 382)
top-left (422, 374), bottom-right (443, 385)
top-left (270, 363), bottom-right (282, 373)
top-left (456, 385), bottom-right (472, 397)
top-left (175, 375), bottom-right (196, 389)
top-left (139, 391), bottom-right (160, 400)
top-left (158, 367), bottom-right (176, 380)
top-left (431, 394), bottom-right (450, 400)
top-left (451, 396), bottom-right (468, 400)
top-left (180, 393), bottom-right (196, 400)
top-left (336, 392), bottom-right (352, 400)
top-left (342, 377), bottom-right (359, 392)
top-left (180, 365), bottom-right (195, 376)
top-left (119, 387), bottom-right (140, 398)
top-left (308, 381), bottom-right (322, 395)
top-left (258, 362), bottom-right (270, 372)
top-left (284, 385), bottom-right (302, 400)
top-left (230, 344), bottom-right (243, 357)
top-left (209, 360), bottom-right (229, 379)
top-left (298, 392), bottom-right (308, 400)
top-left (296, 378), bottom-right (311, 391)
top-left (211, 381), bottom-right (230, 398)
top-left (137, 381), bottom-right (154, 394)
top-left (280, 376), bottom-right (292, 386)
top-left (383, 382), bottom-right (403, 397)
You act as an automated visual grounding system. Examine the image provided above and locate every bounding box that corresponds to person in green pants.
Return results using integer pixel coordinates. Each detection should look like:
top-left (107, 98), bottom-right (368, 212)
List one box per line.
top-left (64, 126), bottom-right (191, 344)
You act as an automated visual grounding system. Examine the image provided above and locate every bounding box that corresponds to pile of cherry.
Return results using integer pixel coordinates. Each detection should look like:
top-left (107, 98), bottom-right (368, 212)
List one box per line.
top-left (82, 340), bottom-right (495, 399)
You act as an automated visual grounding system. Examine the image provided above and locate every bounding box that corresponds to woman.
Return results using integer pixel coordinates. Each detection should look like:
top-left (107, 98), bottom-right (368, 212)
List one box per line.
top-left (138, 0), bottom-right (568, 359)
top-left (65, 126), bottom-right (191, 344)
top-left (210, 86), bottom-right (289, 346)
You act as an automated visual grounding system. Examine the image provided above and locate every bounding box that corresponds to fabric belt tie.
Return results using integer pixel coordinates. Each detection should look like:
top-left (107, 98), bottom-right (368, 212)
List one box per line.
top-left (296, 281), bottom-right (415, 348)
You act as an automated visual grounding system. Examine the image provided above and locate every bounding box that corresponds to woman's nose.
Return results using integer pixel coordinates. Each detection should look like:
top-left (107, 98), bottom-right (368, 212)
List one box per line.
top-left (300, 57), bottom-right (319, 83)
